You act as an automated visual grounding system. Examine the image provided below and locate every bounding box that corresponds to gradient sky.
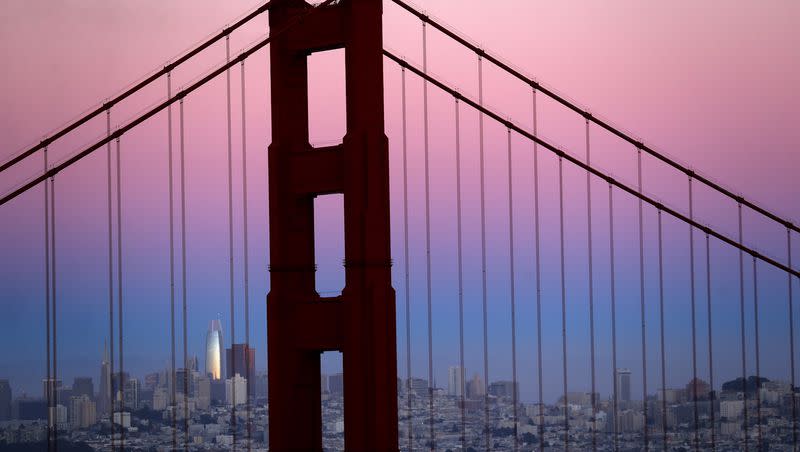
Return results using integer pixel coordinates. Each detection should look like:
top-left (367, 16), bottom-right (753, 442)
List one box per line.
top-left (1, 0), bottom-right (799, 407)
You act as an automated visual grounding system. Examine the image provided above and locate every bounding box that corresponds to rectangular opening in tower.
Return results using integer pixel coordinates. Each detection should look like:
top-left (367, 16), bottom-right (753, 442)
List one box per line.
top-left (314, 194), bottom-right (345, 295)
top-left (321, 351), bottom-right (344, 449)
top-left (307, 48), bottom-right (346, 147)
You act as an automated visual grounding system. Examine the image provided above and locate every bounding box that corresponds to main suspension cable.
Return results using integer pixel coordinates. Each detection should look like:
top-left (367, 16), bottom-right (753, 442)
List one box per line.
top-left (0, 1), bottom-right (275, 175)
top-left (388, 0), bottom-right (800, 240)
top-left (380, 52), bottom-right (799, 279)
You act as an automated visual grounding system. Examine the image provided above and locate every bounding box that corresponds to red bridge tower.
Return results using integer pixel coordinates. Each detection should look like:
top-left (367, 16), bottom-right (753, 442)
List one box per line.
top-left (266, 0), bottom-right (398, 450)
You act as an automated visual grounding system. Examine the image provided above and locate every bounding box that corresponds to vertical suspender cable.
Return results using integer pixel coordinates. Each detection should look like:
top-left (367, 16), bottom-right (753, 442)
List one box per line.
top-left (225, 35), bottom-right (238, 450)
top-left (454, 97), bottom-right (467, 450)
top-left (179, 97), bottom-right (189, 451)
top-left (637, 147), bottom-right (649, 451)
top-left (167, 73), bottom-right (178, 451)
top-left (44, 144), bottom-right (52, 452)
top-left (532, 87), bottom-right (545, 452)
top-left (585, 119), bottom-right (598, 452)
top-left (753, 256), bottom-right (762, 450)
top-left (658, 208), bottom-right (667, 451)
top-left (706, 233), bottom-right (716, 451)
top-left (506, 127), bottom-right (519, 451)
top-left (400, 65), bottom-right (413, 452)
top-left (241, 58), bottom-right (253, 452)
top-left (478, 53), bottom-right (491, 451)
top-left (688, 177), bottom-right (699, 451)
top-left (51, 172), bottom-right (58, 452)
top-left (106, 109), bottom-right (116, 452)
top-left (421, 22), bottom-right (435, 451)
top-left (115, 136), bottom-right (124, 452)
top-left (738, 202), bottom-right (749, 451)
top-left (558, 155), bottom-right (569, 451)
top-left (789, 229), bottom-right (798, 447)
top-left (610, 183), bottom-right (619, 452)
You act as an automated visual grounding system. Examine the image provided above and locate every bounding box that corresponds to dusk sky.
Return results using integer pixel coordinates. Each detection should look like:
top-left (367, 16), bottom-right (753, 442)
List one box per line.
top-left (1, 0), bottom-right (799, 405)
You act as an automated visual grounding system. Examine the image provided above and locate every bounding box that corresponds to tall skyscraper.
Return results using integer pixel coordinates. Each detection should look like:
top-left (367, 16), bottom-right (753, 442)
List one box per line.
top-left (0, 380), bottom-right (11, 421)
top-left (123, 378), bottom-right (139, 410)
top-left (616, 368), bottom-right (632, 402)
top-left (99, 341), bottom-right (111, 415)
top-left (205, 320), bottom-right (224, 380)
top-left (448, 366), bottom-right (464, 397)
top-left (226, 344), bottom-right (256, 397)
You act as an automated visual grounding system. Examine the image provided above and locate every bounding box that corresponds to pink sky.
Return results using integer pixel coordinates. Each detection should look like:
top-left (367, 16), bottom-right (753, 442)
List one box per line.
top-left (1, 0), bottom-right (799, 401)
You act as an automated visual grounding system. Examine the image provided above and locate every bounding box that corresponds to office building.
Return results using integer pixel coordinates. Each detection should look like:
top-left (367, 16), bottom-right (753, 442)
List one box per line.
top-left (616, 368), bottom-right (631, 402)
top-left (226, 344), bottom-right (256, 397)
top-left (466, 374), bottom-right (485, 400)
top-left (448, 366), bottom-right (464, 397)
top-left (69, 395), bottom-right (96, 429)
top-left (226, 374), bottom-right (247, 406)
top-left (206, 319), bottom-right (224, 380)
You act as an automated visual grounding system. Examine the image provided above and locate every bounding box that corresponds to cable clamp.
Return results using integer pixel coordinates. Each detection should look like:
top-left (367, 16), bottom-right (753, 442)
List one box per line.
top-left (687, 169), bottom-right (695, 179)
top-left (583, 111), bottom-right (593, 120)
top-left (529, 79), bottom-right (540, 90)
top-left (634, 141), bottom-right (644, 150)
